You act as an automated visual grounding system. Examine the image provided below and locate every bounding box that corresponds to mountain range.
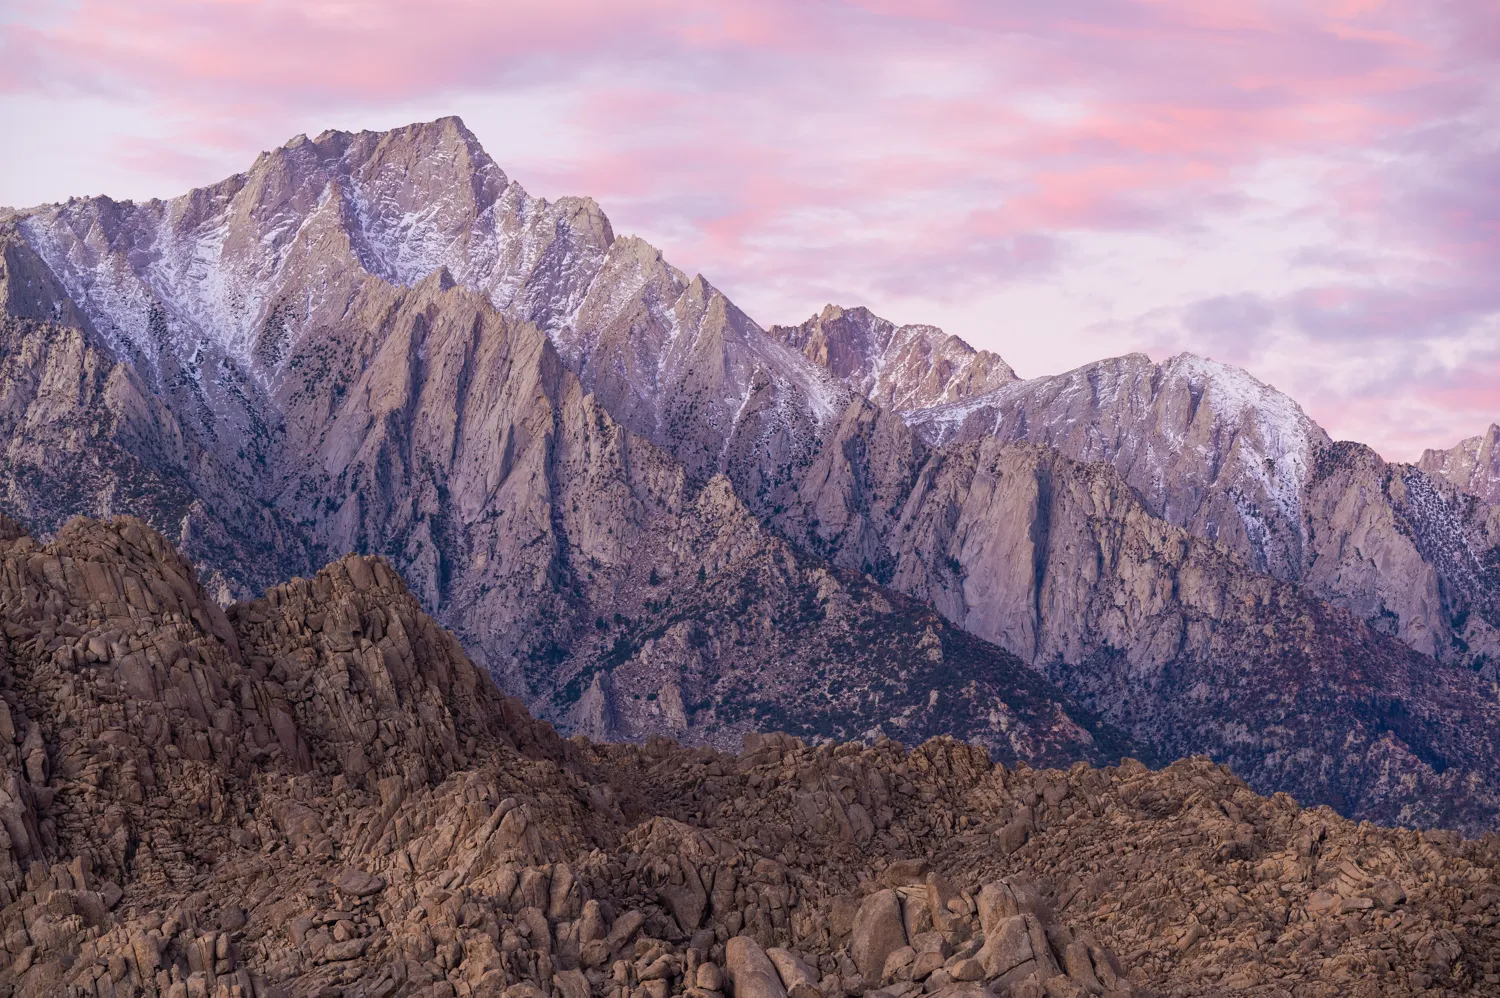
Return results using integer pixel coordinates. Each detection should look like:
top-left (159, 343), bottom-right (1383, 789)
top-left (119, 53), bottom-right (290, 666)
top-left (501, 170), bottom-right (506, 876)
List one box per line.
top-left (3, 116), bottom-right (1500, 835)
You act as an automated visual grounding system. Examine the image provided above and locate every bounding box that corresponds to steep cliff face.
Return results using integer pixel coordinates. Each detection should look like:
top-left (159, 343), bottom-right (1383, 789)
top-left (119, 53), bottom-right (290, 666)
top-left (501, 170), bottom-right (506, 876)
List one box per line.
top-left (241, 263), bottom-right (1115, 762)
top-left (803, 346), bottom-right (1500, 672)
top-left (0, 228), bottom-right (323, 602)
top-left (14, 115), bottom-right (1494, 675)
top-left (908, 352), bottom-right (1327, 583)
top-left (7, 116), bottom-right (1500, 832)
top-left (1420, 423), bottom-right (1500, 506)
top-left (862, 441), bottom-right (1500, 832)
top-left (769, 305), bottom-right (1015, 415)
top-left (1304, 443), bottom-right (1500, 674)
top-left (15, 118), bottom-right (848, 524)
top-left (547, 482), bottom-right (1130, 769)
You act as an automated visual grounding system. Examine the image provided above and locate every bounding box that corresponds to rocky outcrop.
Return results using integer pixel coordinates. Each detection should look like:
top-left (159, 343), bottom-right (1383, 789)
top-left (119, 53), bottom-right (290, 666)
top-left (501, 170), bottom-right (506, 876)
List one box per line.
top-left (0, 522), bottom-right (1494, 996)
top-left (1420, 424), bottom-right (1500, 506)
top-left (768, 306), bottom-right (1015, 416)
top-left (874, 442), bottom-right (1500, 832)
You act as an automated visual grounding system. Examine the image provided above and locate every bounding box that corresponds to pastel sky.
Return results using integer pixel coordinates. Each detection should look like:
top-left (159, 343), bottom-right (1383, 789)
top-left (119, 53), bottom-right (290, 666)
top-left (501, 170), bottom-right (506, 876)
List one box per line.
top-left (3, 0), bottom-right (1497, 460)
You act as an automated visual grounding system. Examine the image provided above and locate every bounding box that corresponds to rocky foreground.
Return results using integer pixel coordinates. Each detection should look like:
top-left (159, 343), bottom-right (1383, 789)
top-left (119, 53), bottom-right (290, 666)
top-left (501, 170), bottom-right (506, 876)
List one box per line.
top-left (0, 516), bottom-right (1495, 998)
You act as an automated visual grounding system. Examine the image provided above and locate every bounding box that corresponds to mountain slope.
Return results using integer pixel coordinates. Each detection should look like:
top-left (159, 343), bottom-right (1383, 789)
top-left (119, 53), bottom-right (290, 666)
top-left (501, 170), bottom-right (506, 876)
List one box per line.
top-left (1420, 424), bottom-right (1500, 506)
top-left (769, 304), bottom-right (1016, 415)
top-left (797, 343), bottom-right (1500, 672)
top-left (907, 353), bottom-right (1326, 583)
top-left (884, 441), bottom-right (1500, 832)
top-left (0, 227), bottom-right (323, 601)
top-left (6, 116), bottom-right (1500, 832)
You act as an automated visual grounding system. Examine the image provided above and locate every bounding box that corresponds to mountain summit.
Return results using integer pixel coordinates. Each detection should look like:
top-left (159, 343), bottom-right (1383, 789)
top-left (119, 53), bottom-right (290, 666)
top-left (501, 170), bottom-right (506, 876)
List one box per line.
top-left (3, 118), bottom-right (1500, 836)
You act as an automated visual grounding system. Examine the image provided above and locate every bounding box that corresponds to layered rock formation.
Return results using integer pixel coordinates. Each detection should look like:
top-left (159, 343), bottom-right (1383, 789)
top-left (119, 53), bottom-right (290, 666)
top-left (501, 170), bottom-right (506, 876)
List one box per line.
top-left (0, 516), bottom-right (1495, 998)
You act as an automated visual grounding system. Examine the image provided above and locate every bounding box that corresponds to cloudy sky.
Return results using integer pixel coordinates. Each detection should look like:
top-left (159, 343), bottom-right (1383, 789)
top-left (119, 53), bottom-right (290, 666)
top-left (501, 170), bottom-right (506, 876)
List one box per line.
top-left (2, 0), bottom-right (1496, 460)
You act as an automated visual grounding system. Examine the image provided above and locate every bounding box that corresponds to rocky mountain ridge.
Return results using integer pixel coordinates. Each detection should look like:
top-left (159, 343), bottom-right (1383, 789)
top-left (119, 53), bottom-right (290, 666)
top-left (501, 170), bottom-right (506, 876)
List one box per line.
top-left (1420, 424), bottom-right (1500, 507)
top-left (767, 306), bottom-right (1015, 416)
top-left (802, 349), bottom-right (1500, 675)
top-left (0, 515), bottom-right (1494, 997)
top-left (4, 117), bottom-right (1500, 834)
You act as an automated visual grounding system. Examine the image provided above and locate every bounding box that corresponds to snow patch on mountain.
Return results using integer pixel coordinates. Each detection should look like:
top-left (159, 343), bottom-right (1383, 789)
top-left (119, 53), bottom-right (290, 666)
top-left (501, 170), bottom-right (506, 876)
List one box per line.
top-left (906, 350), bottom-right (1330, 579)
top-left (1163, 352), bottom-right (1320, 528)
top-left (770, 304), bottom-right (1016, 416)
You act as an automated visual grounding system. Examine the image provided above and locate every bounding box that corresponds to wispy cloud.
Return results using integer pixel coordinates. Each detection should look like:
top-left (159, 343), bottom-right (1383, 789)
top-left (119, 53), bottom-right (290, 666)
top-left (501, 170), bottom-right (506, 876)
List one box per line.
top-left (2, 0), bottom-right (1496, 459)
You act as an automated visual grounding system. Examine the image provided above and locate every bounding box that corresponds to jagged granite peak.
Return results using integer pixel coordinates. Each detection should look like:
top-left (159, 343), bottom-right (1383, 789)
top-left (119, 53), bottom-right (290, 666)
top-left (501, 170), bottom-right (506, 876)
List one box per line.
top-left (8, 117), bottom-right (1500, 834)
top-left (886, 441), bottom-right (1500, 831)
top-left (555, 239), bottom-right (849, 483)
top-left (14, 116), bottom-right (611, 384)
top-left (14, 116), bottom-right (854, 506)
top-left (0, 514), bottom-right (1496, 997)
top-left (906, 352), bottom-right (1330, 581)
top-left (769, 304), bottom-right (1017, 414)
top-left (773, 333), bottom-right (1500, 673)
top-left (1420, 423), bottom-right (1500, 506)
top-left (879, 352), bottom-right (1500, 673)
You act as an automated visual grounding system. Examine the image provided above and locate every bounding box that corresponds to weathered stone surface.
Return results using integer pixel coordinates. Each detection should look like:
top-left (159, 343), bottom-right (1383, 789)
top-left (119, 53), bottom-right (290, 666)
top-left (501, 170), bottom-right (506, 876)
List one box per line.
top-left (765, 947), bottom-right (817, 995)
top-left (979, 915), bottom-right (1033, 978)
top-left (725, 936), bottom-right (787, 998)
top-left (1420, 423), bottom-right (1500, 506)
top-left (0, 522), bottom-right (1488, 998)
top-left (769, 304), bottom-right (1015, 415)
top-left (336, 869), bottom-right (385, 898)
top-left (851, 889), bottom-right (908, 982)
top-left (5, 116), bottom-right (1500, 840)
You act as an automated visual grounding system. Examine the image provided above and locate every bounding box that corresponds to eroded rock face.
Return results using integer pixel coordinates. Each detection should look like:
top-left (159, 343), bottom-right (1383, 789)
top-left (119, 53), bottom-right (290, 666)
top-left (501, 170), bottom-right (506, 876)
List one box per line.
top-left (0, 521), bottom-right (1495, 997)
top-left (7, 117), bottom-right (847, 606)
top-left (1303, 442), bottom-right (1500, 672)
top-left (1420, 424), bottom-right (1500, 507)
top-left (6, 115), bottom-right (1500, 834)
top-left (907, 353), bottom-right (1327, 585)
top-left (768, 306), bottom-right (1016, 417)
top-left (0, 234), bottom-right (323, 603)
top-left (799, 440), bottom-right (1500, 832)
top-left (803, 344), bottom-right (1500, 675)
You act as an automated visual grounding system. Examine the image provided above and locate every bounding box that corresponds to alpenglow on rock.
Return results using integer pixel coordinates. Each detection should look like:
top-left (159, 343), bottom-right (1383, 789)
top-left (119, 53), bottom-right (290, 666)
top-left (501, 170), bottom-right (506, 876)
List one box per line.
top-left (5, 115), bottom-right (1500, 837)
top-left (1420, 423), bottom-right (1500, 506)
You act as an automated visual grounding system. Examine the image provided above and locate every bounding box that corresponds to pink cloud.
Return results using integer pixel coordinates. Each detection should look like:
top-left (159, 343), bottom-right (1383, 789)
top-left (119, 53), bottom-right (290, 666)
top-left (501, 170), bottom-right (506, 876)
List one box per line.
top-left (2, 0), bottom-right (1497, 457)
